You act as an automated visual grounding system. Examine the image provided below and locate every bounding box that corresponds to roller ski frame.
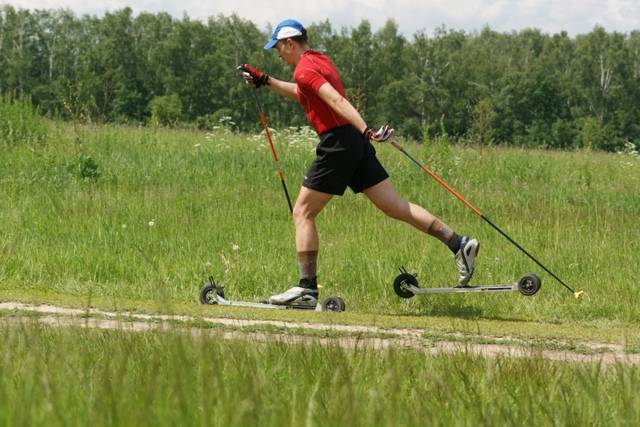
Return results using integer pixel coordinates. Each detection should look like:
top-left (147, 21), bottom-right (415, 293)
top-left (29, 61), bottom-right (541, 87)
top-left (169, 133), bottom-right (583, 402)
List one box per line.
top-left (199, 277), bottom-right (346, 312)
top-left (393, 267), bottom-right (542, 298)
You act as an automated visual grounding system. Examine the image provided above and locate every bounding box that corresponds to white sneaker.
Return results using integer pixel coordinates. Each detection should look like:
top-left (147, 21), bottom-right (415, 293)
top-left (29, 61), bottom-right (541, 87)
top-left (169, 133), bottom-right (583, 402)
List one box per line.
top-left (455, 237), bottom-right (480, 287)
top-left (269, 286), bottom-right (319, 305)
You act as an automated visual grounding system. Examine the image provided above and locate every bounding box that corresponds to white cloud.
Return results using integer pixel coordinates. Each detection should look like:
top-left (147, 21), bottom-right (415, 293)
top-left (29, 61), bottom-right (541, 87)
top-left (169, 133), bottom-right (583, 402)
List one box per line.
top-left (2, 0), bottom-right (639, 36)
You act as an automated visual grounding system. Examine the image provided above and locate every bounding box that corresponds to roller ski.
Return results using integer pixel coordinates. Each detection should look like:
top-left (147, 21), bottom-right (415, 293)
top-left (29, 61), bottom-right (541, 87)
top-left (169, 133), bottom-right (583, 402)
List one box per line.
top-left (392, 266), bottom-right (542, 298)
top-left (393, 235), bottom-right (542, 297)
top-left (199, 277), bottom-right (346, 312)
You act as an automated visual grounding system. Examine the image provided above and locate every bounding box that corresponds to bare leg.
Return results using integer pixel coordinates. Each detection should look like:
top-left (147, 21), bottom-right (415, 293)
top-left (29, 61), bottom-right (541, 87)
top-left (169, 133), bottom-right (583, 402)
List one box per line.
top-left (293, 186), bottom-right (333, 252)
top-left (364, 178), bottom-right (479, 286)
top-left (362, 178), bottom-right (454, 244)
top-left (292, 186), bottom-right (333, 284)
top-left (268, 187), bottom-right (333, 303)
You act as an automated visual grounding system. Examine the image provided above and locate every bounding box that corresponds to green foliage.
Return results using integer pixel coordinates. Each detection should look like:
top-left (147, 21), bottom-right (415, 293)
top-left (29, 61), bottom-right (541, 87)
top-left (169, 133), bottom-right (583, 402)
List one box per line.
top-left (196, 108), bottom-right (237, 131)
top-left (1, 324), bottom-right (639, 426)
top-left (620, 141), bottom-right (640, 159)
top-left (68, 154), bottom-right (100, 181)
top-left (577, 116), bottom-right (608, 150)
top-left (469, 98), bottom-right (495, 148)
top-left (149, 94), bottom-right (183, 127)
top-left (0, 96), bottom-right (48, 146)
top-left (1, 125), bottom-right (638, 323)
top-left (2, 5), bottom-right (640, 150)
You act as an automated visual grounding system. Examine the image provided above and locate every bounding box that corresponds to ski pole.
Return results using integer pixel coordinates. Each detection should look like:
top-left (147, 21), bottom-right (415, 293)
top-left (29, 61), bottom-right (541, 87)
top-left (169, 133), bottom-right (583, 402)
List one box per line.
top-left (389, 140), bottom-right (584, 300)
top-left (249, 87), bottom-right (293, 214)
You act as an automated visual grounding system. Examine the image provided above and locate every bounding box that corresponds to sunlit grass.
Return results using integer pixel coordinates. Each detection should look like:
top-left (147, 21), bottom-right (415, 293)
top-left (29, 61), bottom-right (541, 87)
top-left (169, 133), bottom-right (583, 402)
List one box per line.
top-left (0, 322), bottom-right (638, 427)
top-left (1, 123), bottom-right (638, 322)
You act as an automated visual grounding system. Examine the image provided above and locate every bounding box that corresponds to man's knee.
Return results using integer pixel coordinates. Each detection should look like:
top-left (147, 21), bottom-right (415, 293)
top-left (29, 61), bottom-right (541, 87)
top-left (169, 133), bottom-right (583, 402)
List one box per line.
top-left (293, 203), bottom-right (317, 224)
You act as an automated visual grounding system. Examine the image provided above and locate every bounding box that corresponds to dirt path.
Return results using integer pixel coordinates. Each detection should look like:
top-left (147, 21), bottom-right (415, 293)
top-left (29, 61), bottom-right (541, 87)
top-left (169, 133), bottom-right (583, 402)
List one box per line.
top-left (1, 301), bottom-right (637, 365)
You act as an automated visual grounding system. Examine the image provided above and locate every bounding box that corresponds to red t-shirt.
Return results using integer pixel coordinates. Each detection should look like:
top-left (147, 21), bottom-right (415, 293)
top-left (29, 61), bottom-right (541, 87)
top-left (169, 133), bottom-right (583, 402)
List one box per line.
top-left (294, 50), bottom-right (349, 135)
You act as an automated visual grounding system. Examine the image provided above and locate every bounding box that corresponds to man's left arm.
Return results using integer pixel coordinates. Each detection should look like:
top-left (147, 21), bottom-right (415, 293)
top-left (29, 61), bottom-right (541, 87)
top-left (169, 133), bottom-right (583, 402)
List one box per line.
top-left (317, 82), bottom-right (393, 142)
top-left (316, 82), bottom-right (367, 133)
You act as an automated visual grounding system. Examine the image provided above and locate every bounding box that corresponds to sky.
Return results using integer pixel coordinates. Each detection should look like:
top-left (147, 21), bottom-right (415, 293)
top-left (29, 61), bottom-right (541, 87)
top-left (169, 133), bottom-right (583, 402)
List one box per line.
top-left (3, 0), bottom-right (640, 37)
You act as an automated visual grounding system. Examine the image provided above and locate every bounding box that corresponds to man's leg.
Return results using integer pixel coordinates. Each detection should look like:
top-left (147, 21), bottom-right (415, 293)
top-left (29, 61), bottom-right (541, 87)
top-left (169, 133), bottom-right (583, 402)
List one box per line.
top-left (293, 186), bottom-right (333, 284)
top-left (363, 178), bottom-right (479, 286)
top-left (293, 187), bottom-right (333, 252)
top-left (362, 179), bottom-right (453, 241)
top-left (269, 186), bottom-right (333, 304)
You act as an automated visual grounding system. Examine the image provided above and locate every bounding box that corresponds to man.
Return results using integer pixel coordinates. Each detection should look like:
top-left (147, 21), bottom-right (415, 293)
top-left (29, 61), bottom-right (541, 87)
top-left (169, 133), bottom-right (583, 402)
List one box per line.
top-left (239, 19), bottom-right (479, 305)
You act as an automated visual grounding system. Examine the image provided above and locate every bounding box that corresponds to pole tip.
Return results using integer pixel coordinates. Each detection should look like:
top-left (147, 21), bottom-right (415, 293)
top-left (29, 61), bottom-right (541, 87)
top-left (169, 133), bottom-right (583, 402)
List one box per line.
top-left (574, 290), bottom-right (585, 300)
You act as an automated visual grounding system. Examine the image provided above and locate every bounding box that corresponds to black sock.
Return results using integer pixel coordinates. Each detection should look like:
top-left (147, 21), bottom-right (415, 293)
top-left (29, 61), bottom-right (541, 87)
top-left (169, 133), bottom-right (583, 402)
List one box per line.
top-left (299, 276), bottom-right (318, 290)
top-left (447, 233), bottom-right (463, 254)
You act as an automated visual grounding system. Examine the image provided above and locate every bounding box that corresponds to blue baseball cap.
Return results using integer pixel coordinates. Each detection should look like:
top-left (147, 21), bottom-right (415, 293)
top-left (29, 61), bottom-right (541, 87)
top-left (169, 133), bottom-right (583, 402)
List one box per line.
top-left (264, 19), bottom-right (305, 49)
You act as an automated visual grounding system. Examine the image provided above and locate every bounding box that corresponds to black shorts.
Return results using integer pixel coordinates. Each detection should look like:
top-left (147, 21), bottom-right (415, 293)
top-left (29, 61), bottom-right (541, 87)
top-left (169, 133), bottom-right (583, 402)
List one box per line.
top-left (302, 125), bottom-right (389, 196)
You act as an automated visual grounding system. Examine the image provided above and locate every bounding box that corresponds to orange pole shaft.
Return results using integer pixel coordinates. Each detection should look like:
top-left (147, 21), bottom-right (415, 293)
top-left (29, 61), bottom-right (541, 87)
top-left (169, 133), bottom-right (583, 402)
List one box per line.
top-left (390, 141), bottom-right (482, 217)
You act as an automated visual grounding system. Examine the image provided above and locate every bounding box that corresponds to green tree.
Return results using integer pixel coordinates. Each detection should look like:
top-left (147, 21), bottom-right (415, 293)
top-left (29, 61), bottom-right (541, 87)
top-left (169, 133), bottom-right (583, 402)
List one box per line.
top-left (1, 8), bottom-right (640, 150)
top-left (369, 20), bottom-right (407, 126)
top-left (0, 6), bottom-right (36, 98)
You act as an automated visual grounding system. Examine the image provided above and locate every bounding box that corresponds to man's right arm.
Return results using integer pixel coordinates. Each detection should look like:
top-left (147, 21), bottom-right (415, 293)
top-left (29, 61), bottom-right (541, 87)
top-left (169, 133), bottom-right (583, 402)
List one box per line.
top-left (266, 77), bottom-right (298, 101)
top-left (238, 64), bottom-right (298, 101)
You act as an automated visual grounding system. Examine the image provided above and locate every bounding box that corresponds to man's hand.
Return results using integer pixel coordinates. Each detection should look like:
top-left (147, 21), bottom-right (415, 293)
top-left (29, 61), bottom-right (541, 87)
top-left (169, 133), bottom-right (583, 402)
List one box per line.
top-left (363, 125), bottom-right (394, 142)
top-left (237, 64), bottom-right (269, 88)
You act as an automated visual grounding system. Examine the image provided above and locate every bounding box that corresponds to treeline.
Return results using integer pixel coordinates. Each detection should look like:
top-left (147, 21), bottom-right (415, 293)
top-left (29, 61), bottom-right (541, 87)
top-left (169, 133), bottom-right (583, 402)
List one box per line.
top-left (1, 5), bottom-right (640, 150)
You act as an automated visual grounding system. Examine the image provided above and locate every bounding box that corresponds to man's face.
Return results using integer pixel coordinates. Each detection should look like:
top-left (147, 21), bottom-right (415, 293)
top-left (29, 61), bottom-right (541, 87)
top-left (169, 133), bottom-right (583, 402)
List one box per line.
top-left (275, 39), bottom-right (296, 66)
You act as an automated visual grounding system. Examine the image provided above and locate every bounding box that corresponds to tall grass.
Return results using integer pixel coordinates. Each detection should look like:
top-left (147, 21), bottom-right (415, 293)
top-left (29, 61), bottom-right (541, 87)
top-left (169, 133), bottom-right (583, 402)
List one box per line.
top-left (0, 119), bottom-right (638, 322)
top-left (0, 322), bottom-right (638, 426)
top-left (0, 96), bottom-right (49, 146)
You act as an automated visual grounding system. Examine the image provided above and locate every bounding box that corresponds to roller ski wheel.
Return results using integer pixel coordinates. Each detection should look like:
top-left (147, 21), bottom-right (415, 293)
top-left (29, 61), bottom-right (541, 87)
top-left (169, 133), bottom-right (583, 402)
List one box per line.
top-left (199, 279), bottom-right (225, 305)
top-left (517, 273), bottom-right (542, 296)
top-left (321, 296), bottom-right (346, 312)
top-left (393, 271), bottom-right (418, 299)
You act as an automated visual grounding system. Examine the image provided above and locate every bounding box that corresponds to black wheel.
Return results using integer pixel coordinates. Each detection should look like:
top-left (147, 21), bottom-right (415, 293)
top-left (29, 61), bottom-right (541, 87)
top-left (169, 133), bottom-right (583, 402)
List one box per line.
top-left (321, 296), bottom-right (345, 312)
top-left (393, 273), bottom-right (418, 299)
top-left (517, 273), bottom-right (541, 296)
top-left (199, 283), bottom-right (224, 305)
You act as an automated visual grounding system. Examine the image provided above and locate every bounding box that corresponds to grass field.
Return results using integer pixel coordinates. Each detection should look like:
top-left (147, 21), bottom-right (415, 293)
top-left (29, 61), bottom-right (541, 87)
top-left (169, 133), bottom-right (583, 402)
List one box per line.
top-left (1, 120), bottom-right (639, 323)
top-left (2, 111), bottom-right (640, 426)
top-left (1, 322), bottom-right (639, 427)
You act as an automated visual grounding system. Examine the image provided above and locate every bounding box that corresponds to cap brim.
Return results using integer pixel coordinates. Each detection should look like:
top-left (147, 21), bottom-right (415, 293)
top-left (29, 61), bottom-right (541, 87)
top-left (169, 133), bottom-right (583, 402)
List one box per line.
top-left (263, 39), bottom-right (278, 49)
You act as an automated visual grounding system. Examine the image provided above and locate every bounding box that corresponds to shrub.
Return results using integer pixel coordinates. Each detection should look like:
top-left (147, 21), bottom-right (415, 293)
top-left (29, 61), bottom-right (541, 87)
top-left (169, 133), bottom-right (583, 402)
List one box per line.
top-left (68, 154), bottom-right (101, 181)
top-left (0, 96), bottom-right (48, 146)
top-left (149, 94), bottom-right (183, 127)
top-left (196, 108), bottom-right (238, 132)
top-left (469, 99), bottom-right (496, 149)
